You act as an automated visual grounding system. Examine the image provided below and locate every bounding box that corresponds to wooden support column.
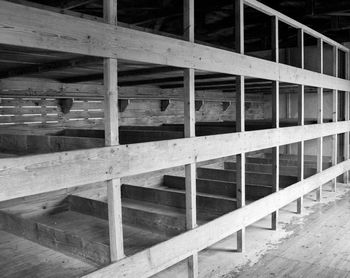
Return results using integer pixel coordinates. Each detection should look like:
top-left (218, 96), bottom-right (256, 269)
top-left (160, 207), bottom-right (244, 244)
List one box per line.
top-left (184, 0), bottom-right (198, 277)
top-left (316, 38), bottom-right (323, 202)
top-left (41, 97), bottom-right (47, 124)
top-left (271, 15), bottom-right (279, 230)
top-left (344, 51), bottom-right (350, 183)
top-left (285, 93), bottom-right (292, 154)
top-left (104, 0), bottom-right (124, 262)
top-left (235, 0), bottom-right (245, 252)
top-left (332, 46), bottom-right (339, 191)
top-left (297, 29), bottom-right (304, 214)
top-left (345, 91), bottom-right (349, 183)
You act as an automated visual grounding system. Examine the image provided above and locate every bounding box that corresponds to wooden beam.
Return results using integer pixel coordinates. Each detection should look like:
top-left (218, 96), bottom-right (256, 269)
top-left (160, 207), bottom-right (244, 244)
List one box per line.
top-left (344, 91), bottom-right (349, 183)
top-left (297, 28), bottom-right (304, 214)
top-left (0, 79), bottom-right (236, 101)
top-left (104, 0), bottom-right (124, 262)
top-left (0, 1), bottom-right (349, 91)
top-left (332, 46), bottom-right (339, 191)
top-left (60, 66), bottom-right (181, 83)
top-left (83, 159), bottom-right (350, 278)
top-left (1, 79), bottom-right (315, 102)
top-left (183, 0), bottom-right (197, 275)
top-left (271, 15), bottom-right (279, 230)
top-left (316, 38), bottom-right (324, 202)
top-left (344, 50), bottom-right (350, 183)
top-left (0, 79), bottom-right (104, 98)
top-left (0, 122), bottom-right (349, 203)
top-left (235, 0), bottom-right (245, 252)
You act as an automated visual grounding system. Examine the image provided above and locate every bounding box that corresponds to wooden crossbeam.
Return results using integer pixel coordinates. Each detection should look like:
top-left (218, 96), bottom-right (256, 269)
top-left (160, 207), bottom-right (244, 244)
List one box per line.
top-left (0, 122), bottom-right (349, 203)
top-left (60, 66), bottom-right (181, 83)
top-left (0, 1), bottom-right (349, 91)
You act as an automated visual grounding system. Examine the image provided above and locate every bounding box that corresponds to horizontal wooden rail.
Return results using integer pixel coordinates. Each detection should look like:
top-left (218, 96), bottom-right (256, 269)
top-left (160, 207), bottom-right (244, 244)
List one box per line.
top-left (0, 80), bottom-right (232, 101)
top-left (0, 1), bottom-right (349, 91)
top-left (0, 121), bottom-right (349, 202)
top-left (244, 0), bottom-right (348, 52)
top-left (0, 79), bottom-right (104, 98)
top-left (83, 159), bottom-right (350, 278)
top-left (0, 80), bottom-right (328, 100)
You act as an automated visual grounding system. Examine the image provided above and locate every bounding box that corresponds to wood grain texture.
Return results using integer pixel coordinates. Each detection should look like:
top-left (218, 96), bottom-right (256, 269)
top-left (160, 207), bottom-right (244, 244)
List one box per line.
top-left (0, 121), bottom-right (349, 202)
top-left (83, 160), bottom-right (350, 278)
top-left (0, 1), bottom-right (349, 91)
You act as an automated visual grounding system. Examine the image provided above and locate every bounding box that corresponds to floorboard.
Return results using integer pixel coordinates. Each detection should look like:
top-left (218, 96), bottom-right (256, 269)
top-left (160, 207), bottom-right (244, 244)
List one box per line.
top-left (0, 230), bottom-right (96, 278)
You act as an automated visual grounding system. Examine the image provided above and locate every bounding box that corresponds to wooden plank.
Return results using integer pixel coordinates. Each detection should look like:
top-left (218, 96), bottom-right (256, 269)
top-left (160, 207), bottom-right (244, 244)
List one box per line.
top-left (316, 38), bottom-right (324, 202)
top-left (344, 50), bottom-right (350, 183)
top-left (0, 210), bottom-right (110, 266)
top-left (69, 194), bottom-right (187, 237)
top-left (271, 15), bottom-right (279, 230)
top-left (0, 79), bottom-right (104, 98)
top-left (296, 29), bottom-right (304, 214)
top-left (224, 161), bottom-right (316, 177)
top-left (103, 0), bottom-right (124, 262)
top-left (163, 175), bottom-right (271, 200)
top-left (0, 1), bottom-right (350, 91)
top-left (0, 122), bottom-right (349, 203)
top-left (184, 0), bottom-right (198, 274)
top-left (344, 91), bottom-right (349, 183)
top-left (235, 0), bottom-right (245, 252)
top-left (196, 168), bottom-right (296, 187)
top-left (83, 159), bottom-right (350, 278)
top-left (332, 46), bottom-right (339, 191)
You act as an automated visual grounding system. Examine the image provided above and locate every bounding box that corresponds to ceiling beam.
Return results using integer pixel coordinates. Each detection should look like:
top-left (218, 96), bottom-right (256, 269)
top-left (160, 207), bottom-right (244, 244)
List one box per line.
top-left (59, 66), bottom-right (182, 83)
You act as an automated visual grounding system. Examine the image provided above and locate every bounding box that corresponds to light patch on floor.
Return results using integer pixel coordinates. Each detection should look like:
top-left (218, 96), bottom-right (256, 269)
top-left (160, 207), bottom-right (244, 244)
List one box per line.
top-left (153, 182), bottom-right (350, 278)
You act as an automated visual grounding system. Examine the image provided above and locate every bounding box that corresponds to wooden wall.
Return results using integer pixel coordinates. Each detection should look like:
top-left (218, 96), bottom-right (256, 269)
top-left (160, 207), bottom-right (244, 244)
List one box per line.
top-left (0, 93), bottom-right (266, 127)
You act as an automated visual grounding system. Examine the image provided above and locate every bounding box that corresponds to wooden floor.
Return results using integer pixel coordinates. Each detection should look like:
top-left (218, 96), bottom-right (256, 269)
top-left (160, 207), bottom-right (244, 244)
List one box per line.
top-left (231, 185), bottom-right (350, 278)
top-left (0, 230), bottom-right (96, 278)
top-left (152, 183), bottom-right (350, 278)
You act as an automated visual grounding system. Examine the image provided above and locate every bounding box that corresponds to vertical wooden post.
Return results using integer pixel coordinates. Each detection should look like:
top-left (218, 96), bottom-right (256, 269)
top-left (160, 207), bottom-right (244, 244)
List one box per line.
top-left (235, 0), bottom-right (245, 252)
top-left (104, 0), bottom-right (124, 262)
top-left (316, 38), bottom-right (323, 202)
top-left (297, 29), bottom-right (304, 214)
top-left (345, 91), bottom-right (349, 183)
top-left (271, 15), bottom-right (279, 230)
top-left (286, 93), bottom-right (292, 155)
top-left (332, 46), bottom-right (338, 191)
top-left (184, 0), bottom-right (198, 277)
top-left (344, 51), bottom-right (350, 183)
top-left (41, 97), bottom-right (47, 124)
